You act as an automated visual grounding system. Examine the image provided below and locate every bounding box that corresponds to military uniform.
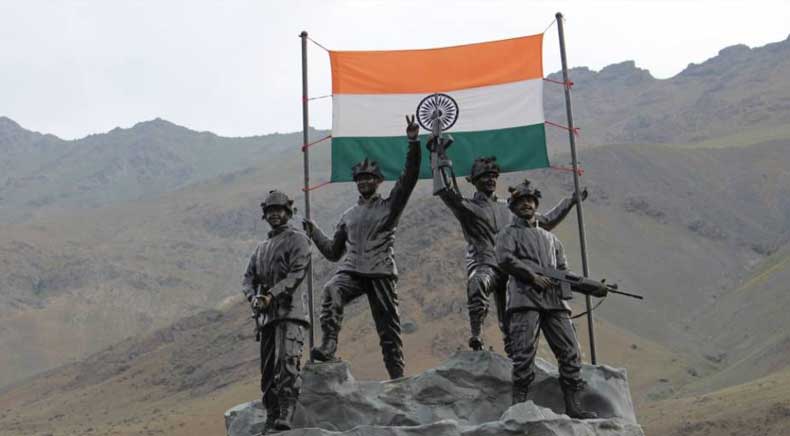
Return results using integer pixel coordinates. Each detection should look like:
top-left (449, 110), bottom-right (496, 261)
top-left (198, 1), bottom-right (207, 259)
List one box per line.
top-left (437, 185), bottom-right (577, 355)
top-left (309, 139), bottom-right (421, 379)
top-left (242, 197), bottom-right (311, 433)
top-left (495, 180), bottom-right (597, 419)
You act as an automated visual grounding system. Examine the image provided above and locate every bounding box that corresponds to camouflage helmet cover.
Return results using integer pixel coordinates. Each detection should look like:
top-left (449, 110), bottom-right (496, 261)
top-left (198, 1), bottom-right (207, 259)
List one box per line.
top-left (351, 158), bottom-right (384, 181)
top-left (261, 190), bottom-right (294, 215)
top-left (507, 179), bottom-right (542, 209)
top-left (466, 156), bottom-right (501, 182)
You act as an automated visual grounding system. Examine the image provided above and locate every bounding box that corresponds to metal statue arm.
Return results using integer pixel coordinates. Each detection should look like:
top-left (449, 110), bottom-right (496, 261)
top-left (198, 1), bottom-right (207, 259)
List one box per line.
top-left (241, 249), bottom-right (260, 301)
top-left (436, 185), bottom-right (473, 218)
top-left (495, 229), bottom-right (540, 284)
top-left (387, 138), bottom-right (422, 220)
top-left (269, 234), bottom-right (311, 300)
top-left (538, 188), bottom-right (587, 230)
top-left (309, 219), bottom-right (347, 262)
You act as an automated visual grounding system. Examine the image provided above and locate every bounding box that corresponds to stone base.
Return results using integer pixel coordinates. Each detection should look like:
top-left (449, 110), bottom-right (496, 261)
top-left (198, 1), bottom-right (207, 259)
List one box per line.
top-left (225, 351), bottom-right (643, 436)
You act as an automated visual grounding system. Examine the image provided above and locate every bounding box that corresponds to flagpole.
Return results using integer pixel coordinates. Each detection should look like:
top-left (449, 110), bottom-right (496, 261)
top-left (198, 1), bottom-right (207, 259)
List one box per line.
top-left (555, 12), bottom-right (597, 364)
top-left (299, 30), bottom-right (316, 359)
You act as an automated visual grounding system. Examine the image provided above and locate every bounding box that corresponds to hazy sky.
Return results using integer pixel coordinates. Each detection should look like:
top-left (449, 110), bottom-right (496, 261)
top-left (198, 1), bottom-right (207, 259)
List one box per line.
top-left (1, 0), bottom-right (788, 140)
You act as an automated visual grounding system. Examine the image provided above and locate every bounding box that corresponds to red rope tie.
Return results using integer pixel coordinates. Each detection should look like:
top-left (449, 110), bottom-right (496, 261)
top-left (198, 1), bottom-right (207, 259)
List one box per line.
top-left (544, 120), bottom-right (580, 137)
top-left (543, 77), bottom-right (574, 89)
top-left (302, 181), bottom-right (331, 192)
top-left (301, 135), bottom-right (331, 152)
top-left (550, 165), bottom-right (585, 176)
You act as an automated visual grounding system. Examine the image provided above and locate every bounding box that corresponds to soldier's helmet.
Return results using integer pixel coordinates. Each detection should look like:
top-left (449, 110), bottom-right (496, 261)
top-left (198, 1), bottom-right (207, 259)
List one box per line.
top-left (507, 179), bottom-right (542, 209)
top-left (351, 158), bottom-right (384, 181)
top-left (261, 190), bottom-right (294, 215)
top-left (466, 156), bottom-right (501, 182)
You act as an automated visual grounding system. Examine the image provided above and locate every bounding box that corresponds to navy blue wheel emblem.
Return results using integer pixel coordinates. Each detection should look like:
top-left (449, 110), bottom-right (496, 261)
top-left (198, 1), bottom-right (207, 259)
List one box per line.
top-left (416, 93), bottom-right (459, 131)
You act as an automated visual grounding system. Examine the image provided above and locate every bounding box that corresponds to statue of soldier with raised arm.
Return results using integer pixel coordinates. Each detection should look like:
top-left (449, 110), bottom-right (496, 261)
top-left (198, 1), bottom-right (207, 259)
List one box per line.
top-left (302, 115), bottom-right (422, 380)
top-left (495, 179), bottom-right (597, 419)
top-left (241, 190), bottom-right (312, 434)
top-left (433, 156), bottom-right (584, 354)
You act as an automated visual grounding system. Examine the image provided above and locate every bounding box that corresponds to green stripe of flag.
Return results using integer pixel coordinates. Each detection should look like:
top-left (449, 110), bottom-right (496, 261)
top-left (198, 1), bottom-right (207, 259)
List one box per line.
top-left (330, 124), bottom-right (548, 182)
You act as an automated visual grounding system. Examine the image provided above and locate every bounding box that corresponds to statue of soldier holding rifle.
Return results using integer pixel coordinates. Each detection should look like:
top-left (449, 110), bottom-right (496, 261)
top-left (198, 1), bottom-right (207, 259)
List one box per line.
top-left (242, 190), bottom-right (312, 434)
top-left (495, 179), bottom-right (597, 419)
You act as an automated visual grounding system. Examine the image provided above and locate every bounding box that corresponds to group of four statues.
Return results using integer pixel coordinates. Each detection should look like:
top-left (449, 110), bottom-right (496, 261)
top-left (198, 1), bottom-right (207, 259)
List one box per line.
top-left (242, 117), bottom-right (596, 434)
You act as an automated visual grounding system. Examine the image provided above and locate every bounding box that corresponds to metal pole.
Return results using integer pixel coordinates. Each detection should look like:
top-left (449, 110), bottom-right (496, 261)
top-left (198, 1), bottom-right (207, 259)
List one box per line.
top-left (300, 30), bottom-right (316, 358)
top-left (555, 12), bottom-right (597, 364)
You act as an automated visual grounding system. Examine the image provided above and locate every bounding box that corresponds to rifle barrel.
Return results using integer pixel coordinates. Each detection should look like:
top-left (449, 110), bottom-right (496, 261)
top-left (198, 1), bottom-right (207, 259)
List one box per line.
top-left (609, 289), bottom-right (644, 300)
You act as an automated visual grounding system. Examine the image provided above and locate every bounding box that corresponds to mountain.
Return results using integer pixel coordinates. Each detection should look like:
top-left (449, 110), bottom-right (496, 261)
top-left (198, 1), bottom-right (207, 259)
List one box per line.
top-left (1, 35), bottom-right (790, 436)
top-left (0, 116), bottom-right (327, 223)
top-left (542, 34), bottom-right (790, 147)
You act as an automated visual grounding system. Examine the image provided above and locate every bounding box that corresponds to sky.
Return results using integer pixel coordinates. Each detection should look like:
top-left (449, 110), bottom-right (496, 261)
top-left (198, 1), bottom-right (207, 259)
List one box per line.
top-left (1, 0), bottom-right (788, 140)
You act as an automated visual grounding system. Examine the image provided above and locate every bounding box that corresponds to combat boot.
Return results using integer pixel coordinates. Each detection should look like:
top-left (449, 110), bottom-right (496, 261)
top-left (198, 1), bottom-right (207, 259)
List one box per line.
top-left (273, 396), bottom-right (296, 431)
top-left (256, 398), bottom-right (278, 435)
top-left (511, 382), bottom-right (529, 405)
top-left (468, 312), bottom-right (485, 351)
top-left (468, 336), bottom-right (485, 351)
top-left (310, 333), bottom-right (338, 362)
top-left (561, 383), bottom-right (598, 419)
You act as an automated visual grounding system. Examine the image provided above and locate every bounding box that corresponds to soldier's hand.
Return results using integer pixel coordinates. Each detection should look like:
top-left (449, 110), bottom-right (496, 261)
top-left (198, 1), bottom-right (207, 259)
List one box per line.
top-left (405, 114), bottom-right (419, 141)
top-left (251, 294), bottom-right (271, 310)
top-left (580, 187), bottom-right (589, 202)
top-left (532, 276), bottom-right (553, 293)
top-left (302, 218), bottom-right (315, 236)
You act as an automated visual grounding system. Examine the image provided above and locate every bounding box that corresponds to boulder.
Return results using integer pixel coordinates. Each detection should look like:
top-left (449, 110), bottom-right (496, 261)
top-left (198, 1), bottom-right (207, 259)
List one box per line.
top-left (225, 351), bottom-right (643, 436)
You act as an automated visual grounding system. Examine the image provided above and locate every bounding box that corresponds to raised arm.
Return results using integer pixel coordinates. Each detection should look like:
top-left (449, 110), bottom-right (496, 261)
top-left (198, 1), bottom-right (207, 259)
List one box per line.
top-left (269, 233), bottom-right (311, 299)
top-left (305, 218), bottom-right (347, 262)
top-left (436, 186), bottom-right (474, 219)
top-left (538, 188), bottom-right (587, 231)
top-left (387, 116), bottom-right (422, 220)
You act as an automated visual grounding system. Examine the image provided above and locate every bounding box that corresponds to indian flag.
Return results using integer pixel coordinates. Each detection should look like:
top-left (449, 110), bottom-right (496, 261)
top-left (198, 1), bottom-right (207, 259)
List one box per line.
top-left (329, 33), bottom-right (549, 182)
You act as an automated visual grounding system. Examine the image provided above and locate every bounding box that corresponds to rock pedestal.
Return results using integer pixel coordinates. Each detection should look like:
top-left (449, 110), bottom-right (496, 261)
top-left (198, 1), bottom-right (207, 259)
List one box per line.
top-left (225, 351), bottom-right (644, 436)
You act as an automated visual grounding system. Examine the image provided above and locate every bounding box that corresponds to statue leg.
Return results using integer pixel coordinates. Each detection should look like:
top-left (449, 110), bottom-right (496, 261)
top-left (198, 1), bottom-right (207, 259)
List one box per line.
top-left (259, 325), bottom-right (279, 434)
top-left (367, 277), bottom-right (404, 380)
top-left (490, 270), bottom-right (513, 358)
top-left (466, 266), bottom-right (494, 351)
top-left (509, 310), bottom-right (541, 404)
top-left (541, 311), bottom-right (597, 419)
top-left (312, 273), bottom-right (365, 362)
top-left (273, 322), bottom-right (306, 431)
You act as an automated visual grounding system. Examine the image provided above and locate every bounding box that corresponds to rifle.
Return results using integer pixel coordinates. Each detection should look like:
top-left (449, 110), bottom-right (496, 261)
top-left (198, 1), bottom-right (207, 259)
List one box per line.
top-left (532, 264), bottom-right (644, 300)
top-left (422, 94), bottom-right (459, 195)
top-left (251, 287), bottom-right (272, 342)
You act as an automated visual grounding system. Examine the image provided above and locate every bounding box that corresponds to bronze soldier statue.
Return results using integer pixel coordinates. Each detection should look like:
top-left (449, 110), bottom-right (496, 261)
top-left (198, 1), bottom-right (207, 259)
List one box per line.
top-left (495, 179), bottom-right (597, 419)
top-left (242, 190), bottom-right (311, 434)
top-left (302, 115), bottom-right (421, 380)
top-left (433, 156), bottom-right (584, 354)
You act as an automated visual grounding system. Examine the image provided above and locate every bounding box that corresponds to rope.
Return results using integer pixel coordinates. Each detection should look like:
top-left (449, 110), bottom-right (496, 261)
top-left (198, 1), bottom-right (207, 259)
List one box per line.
top-left (543, 77), bottom-right (574, 89)
top-left (305, 94), bottom-right (332, 102)
top-left (307, 36), bottom-right (330, 52)
top-left (542, 18), bottom-right (557, 34)
top-left (302, 181), bottom-right (331, 192)
top-left (550, 165), bottom-right (584, 176)
top-left (571, 296), bottom-right (607, 320)
top-left (545, 120), bottom-right (580, 136)
top-left (301, 135), bottom-right (331, 152)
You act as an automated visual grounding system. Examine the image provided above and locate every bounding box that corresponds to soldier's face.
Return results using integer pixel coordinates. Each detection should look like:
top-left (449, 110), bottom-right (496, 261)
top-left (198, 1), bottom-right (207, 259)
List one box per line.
top-left (355, 174), bottom-right (381, 198)
top-left (512, 196), bottom-right (537, 220)
top-left (474, 172), bottom-right (498, 194)
top-left (264, 206), bottom-right (290, 228)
